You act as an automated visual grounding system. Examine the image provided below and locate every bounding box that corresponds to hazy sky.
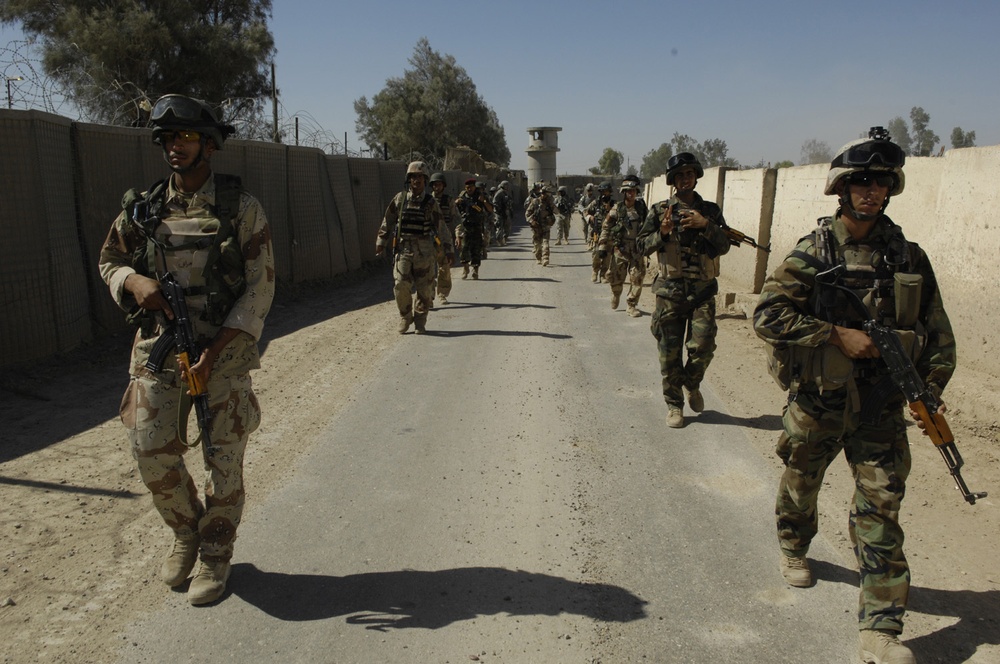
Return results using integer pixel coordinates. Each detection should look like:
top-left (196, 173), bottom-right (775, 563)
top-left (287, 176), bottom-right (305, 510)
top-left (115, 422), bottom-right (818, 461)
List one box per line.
top-left (3, 0), bottom-right (998, 175)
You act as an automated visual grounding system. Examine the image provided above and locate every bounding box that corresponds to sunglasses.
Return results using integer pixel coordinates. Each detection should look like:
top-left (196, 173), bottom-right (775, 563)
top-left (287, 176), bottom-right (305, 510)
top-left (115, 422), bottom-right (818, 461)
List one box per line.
top-left (159, 130), bottom-right (203, 144)
top-left (846, 172), bottom-right (896, 188)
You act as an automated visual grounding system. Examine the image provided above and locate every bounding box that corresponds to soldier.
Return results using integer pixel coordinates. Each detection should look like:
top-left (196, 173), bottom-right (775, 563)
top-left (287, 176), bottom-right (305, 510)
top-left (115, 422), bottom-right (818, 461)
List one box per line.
top-left (525, 184), bottom-right (556, 266)
top-left (477, 181), bottom-right (492, 256)
top-left (455, 177), bottom-right (493, 280)
top-left (598, 176), bottom-right (649, 317)
top-left (636, 153), bottom-right (730, 428)
top-left (577, 182), bottom-right (596, 239)
top-left (376, 161), bottom-right (454, 333)
top-left (430, 172), bottom-right (458, 305)
top-left (493, 180), bottom-right (513, 246)
top-left (524, 180), bottom-right (542, 210)
top-left (585, 182), bottom-right (615, 281)
top-left (753, 128), bottom-right (955, 664)
top-left (553, 185), bottom-right (574, 245)
top-left (99, 94), bottom-right (275, 604)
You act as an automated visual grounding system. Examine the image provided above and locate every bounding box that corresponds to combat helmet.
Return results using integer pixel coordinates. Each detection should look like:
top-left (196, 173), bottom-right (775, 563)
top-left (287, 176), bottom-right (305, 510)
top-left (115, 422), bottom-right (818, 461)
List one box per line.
top-left (499, 180), bottom-right (510, 190)
top-left (406, 161), bottom-right (430, 180)
top-left (619, 175), bottom-right (641, 192)
top-left (825, 127), bottom-right (905, 197)
top-left (430, 172), bottom-right (447, 184)
top-left (665, 152), bottom-right (704, 185)
top-left (150, 94), bottom-right (234, 149)
top-left (597, 181), bottom-right (612, 193)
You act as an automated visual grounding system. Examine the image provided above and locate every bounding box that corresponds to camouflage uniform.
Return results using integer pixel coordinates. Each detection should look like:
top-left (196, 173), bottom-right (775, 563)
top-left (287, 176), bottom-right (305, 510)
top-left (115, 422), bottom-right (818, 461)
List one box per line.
top-left (377, 190), bottom-right (451, 328)
top-left (599, 197), bottom-right (649, 311)
top-left (553, 188), bottom-right (574, 244)
top-left (492, 184), bottom-right (513, 246)
top-left (99, 175), bottom-right (275, 563)
top-left (636, 192), bottom-right (730, 407)
top-left (578, 188), bottom-right (595, 239)
top-left (432, 188), bottom-right (458, 301)
top-left (585, 191), bottom-right (615, 279)
top-left (754, 213), bottom-right (955, 633)
top-left (456, 186), bottom-right (491, 271)
top-left (525, 189), bottom-right (556, 265)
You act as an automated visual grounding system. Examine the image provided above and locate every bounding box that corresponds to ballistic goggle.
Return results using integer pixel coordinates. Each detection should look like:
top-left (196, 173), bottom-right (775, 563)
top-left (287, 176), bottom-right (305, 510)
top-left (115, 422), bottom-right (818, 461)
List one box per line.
top-left (667, 152), bottom-right (701, 171)
top-left (832, 140), bottom-right (905, 169)
top-left (151, 94), bottom-right (219, 126)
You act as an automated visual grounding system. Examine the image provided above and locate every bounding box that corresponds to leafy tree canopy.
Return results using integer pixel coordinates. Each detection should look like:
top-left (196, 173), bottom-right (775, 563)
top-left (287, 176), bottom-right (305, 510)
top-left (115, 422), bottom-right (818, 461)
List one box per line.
top-left (774, 160), bottom-right (795, 168)
top-left (640, 143), bottom-right (672, 181)
top-left (909, 106), bottom-right (939, 157)
top-left (0, 0), bottom-right (276, 130)
top-left (589, 147), bottom-right (623, 175)
top-left (800, 138), bottom-right (832, 165)
top-left (354, 38), bottom-right (510, 168)
top-left (950, 127), bottom-right (976, 149)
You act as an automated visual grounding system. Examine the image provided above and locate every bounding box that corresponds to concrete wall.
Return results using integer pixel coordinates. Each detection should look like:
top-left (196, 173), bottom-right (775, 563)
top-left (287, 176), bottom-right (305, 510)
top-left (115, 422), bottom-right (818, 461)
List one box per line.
top-left (0, 108), bottom-right (474, 368)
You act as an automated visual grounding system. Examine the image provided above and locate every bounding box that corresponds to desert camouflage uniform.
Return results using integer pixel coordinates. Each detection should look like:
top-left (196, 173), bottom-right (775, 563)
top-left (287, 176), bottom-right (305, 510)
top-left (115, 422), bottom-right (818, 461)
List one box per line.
top-left (99, 175), bottom-right (275, 562)
top-left (553, 190), bottom-right (574, 244)
top-left (599, 198), bottom-right (649, 309)
top-left (754, 213), bottom-right (955, 633)
top-left (636, 192), bottom-right (730, 407)
top-left (432, 189), bottom-right (458, 300)
top-left (525, 192), bottom-right (556, 265)
top-left (377, 190), bottom-right (451, 328)
top-left (492, 187), bottom-right (512, 245)
top-left (578, 190), bottom-right (595, 239)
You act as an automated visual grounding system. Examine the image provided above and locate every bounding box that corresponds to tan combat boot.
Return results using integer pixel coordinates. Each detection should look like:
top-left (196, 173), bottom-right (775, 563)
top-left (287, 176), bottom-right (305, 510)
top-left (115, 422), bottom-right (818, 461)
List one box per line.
top-left (414, 318), bottom-right (427, 335)
top-left (859, 630), bottom-right (916, 664)
top-left (687, 388), bottom-right (705, 413)
top-left (462, 265), bottom-right (470, 280)
top-left (398, 317), bottom-right (411, 334)
top-left (160, 535), bottom-right (200, 587)
top-left (779, 553), bottom-right (812, 587)
top-left (472, 266), bottom-right (479, 280)
top-left (188, 559), bottom-right (232, 606)
top-left (627, 305), bottom-right (641, 318)
top-left (439, 295), bottom-right (449, 305)
top-left (592, 270), bottom-right (599, 283)
top-left (666, 406), bottom-right (684, 428)
top-left (611, 292), bottom-right (621, 309)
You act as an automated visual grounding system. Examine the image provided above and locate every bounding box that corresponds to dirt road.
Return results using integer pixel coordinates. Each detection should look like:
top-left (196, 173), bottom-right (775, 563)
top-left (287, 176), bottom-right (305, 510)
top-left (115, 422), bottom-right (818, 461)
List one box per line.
top-left (1, 227), bottom-right (997, 663)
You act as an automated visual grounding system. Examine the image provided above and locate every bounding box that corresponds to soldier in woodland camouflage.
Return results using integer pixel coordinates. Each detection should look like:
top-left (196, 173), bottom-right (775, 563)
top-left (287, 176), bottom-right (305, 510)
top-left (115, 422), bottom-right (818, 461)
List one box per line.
top-left (753, 129), bottom-right (955, 664)
top-left (636, 153), bottom-right (730, 428)
top-left (493, 180), bottom-right (513, 246)
top-left (585, 182), bottom-right (615, 281)
top-left (455, 177), bottom-right (493, 280)
top-left (376, 162), bottom-right (454, 333)
top-left (99, 94), bottom-right (275, 605)
top-left (577, 183), bottom-right (595, 239)
top-left (598, 176), bottom-right (648, 317)
top-left (553, 186), bottom-right (574, 245)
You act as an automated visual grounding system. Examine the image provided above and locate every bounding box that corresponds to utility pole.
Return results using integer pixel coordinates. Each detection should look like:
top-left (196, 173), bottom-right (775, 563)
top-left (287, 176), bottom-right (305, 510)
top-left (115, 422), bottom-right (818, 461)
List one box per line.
top-left (271, 62), bottom-right (279, 143)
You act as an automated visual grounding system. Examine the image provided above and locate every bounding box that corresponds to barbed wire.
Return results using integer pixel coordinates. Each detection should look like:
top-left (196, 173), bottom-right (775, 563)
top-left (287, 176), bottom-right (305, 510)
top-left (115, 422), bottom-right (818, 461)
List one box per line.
top-left (1, 38), bottom-right (369, 157)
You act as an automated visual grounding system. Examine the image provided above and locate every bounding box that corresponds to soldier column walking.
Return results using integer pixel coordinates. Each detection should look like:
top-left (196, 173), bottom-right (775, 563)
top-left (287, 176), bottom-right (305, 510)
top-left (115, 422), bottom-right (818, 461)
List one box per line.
top-left (430, 172), bottom-right (458, 305)
top-left (598, 176), bottom-right (649, 317)
top-left (525, 184), bottom-right (556, 266)
top-left (376, 161), bottom-right (453, 333)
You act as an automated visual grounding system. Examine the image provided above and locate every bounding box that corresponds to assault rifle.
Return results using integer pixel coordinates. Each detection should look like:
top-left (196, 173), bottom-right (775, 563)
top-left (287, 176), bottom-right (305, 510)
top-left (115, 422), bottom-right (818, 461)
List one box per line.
top-left (817, 265), bottom-right (986, 504)
top-left (147, 273), bottom-right (216, 456)
top-left (725, 226), bottom-right (771, 252)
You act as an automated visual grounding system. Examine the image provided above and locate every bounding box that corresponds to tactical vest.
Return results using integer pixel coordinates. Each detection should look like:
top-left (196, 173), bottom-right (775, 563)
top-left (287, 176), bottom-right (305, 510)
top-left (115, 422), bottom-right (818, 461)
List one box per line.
top-left (121, 173), bottom-right (246, 332)
top-left (395, 191), bottom-right (436, 236)
top-left (657, 199), bottom-right (723, 280)
top-left (768, 216), bottom-right (926, 395)
top-left (610, 200), bottom-right (648, 245)
top-left (434, 192), bottom-right (453, 227)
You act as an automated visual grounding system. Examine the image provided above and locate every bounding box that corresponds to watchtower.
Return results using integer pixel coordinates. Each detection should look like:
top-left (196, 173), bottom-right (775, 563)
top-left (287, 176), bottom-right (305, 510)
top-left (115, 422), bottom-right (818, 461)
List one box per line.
top-left (525, 127), bottom-right (562, 185)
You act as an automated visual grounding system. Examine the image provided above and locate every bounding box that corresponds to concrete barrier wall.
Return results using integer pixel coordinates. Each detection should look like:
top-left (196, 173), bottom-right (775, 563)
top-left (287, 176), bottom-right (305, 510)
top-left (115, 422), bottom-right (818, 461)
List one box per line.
top-left (0, 109), bottom-right (478, 368)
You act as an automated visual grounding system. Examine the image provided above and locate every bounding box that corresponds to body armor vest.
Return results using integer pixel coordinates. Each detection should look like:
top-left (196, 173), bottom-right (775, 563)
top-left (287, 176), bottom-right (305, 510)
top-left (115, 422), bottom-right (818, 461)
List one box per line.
top-left (398, 192), bottom-right (436, 236)
top-left (658, 199), bottom-right (723, 281)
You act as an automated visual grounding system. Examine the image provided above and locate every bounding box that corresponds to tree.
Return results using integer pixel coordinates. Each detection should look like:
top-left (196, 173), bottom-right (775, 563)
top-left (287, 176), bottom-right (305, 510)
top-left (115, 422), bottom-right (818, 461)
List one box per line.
top-left (640, 143), bottom-right (672, 181)
top-left (950, 127), bottom-right (976, 148)
top-left (354, 38), bottom-right (510, 167)
top-left (910, 106), bottom-right (939, 157)
top-left (589, 147), bottom-right (623, 175)
top-left (775, 160), bottom-right (795, 168)
top-left (800, 139), bottom-right (832, 165)
top-left (886, 117), bottom-right (912, 155)
top-left (0, 1), bottom-right (276, 129)
top-left (700, 137), bottom-right (738, 168)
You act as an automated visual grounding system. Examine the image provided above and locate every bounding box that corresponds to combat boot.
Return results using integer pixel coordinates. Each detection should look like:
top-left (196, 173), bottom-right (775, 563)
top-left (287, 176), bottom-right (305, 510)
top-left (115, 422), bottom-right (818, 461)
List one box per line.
top-left (542, 257), bottom-right (549, 267)
top-left (666, 406), bottom-right (684, 428)
top-left (472, 266), bottom-right (479, 280)
top-left (687, 388), bottom-right (705, 413)
top-left (414, 318), bottom-right (427, 334)
top-left (611, 292), bottom-right (621, 309)
top-left (160, 534), bottom-right (200, 587)
top-left (462, 265), bottom-right (470, 280)
top-left (439, 295), bottom-right (449, 305)
top-left (859, 630), bottom-right (916, 664)
top-left (627, 305), bottom-right (641, 318)
top-left (779, 553), bottom-right (812, 587)
top-left (398, 317), bottom-right (411, 334)
top-left (187, 559), bottom-right (231, 605)
top-left (591, 270), bottom-right (599, 283)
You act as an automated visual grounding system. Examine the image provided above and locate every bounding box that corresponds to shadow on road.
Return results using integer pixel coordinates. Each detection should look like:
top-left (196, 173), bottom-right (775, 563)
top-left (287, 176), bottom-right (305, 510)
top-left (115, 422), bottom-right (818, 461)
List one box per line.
top-left (810, 559), bottom-right (1000, 661)
top-left (687, 409), bottom-right (784, 432)
top-left (231, 563), bottom-right (647, 630)
top-left (438, 301), bottom-right (557, 311)
top-left (427, 330), bottom-right (572, 340)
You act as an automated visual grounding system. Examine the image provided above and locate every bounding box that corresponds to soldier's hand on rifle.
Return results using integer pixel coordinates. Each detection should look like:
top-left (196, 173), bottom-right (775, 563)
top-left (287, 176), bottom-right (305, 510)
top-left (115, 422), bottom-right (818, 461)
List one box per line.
top-left (124, 274), bottom-right (174, 320)
top-left (679, 209), bottom-right (708, 230)
top-left (909, 400), bottom-right (947, 435)
top-left (829, 325), bottom-right (880, 359)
